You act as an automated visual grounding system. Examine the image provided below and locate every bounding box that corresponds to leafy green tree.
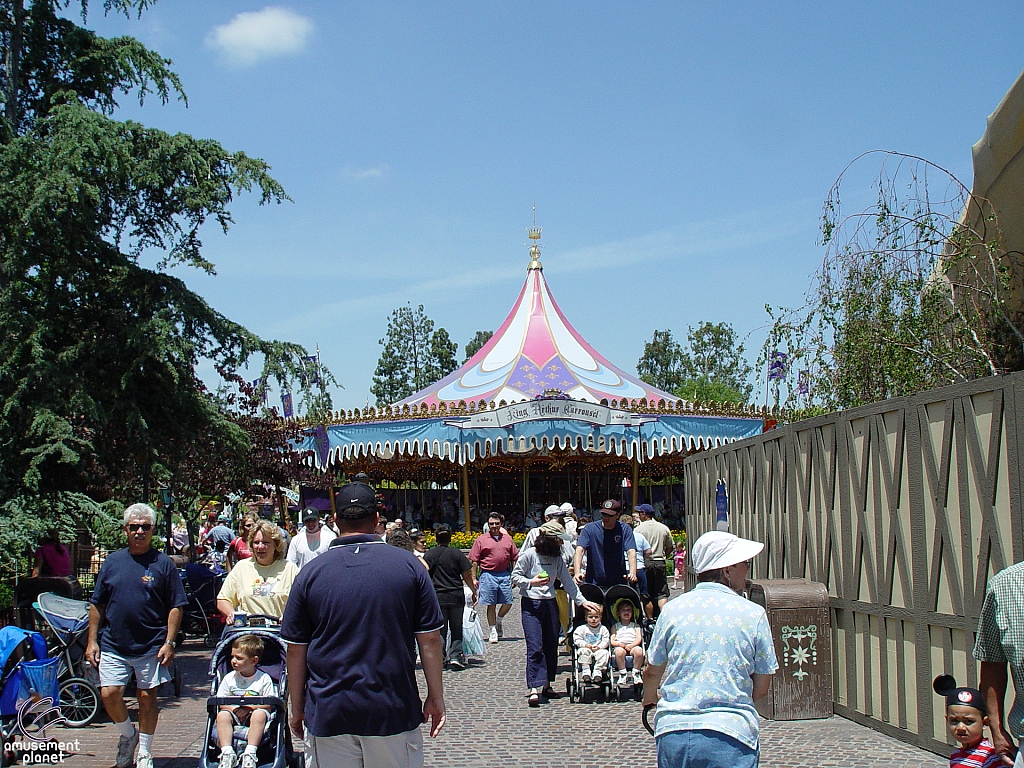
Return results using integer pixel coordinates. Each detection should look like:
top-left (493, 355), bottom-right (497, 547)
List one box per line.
top-left (463, 329), bottom-right (493, 362)
top-left (637, 323), bottom-right (752, 403)
top-left (637, 330), bottom-right (684, 392)
top-left (0, 1), bottom-right (331, 522)
top-left (762, 151), bottom-right (1024, 409)
top-left (678, 321), bottom-right (753, 401)
top-left (370, 303), bottom-right (458, 405)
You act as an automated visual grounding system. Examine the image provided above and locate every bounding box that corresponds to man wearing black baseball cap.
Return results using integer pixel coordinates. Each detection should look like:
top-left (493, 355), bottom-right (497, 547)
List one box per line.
top-left (282, 482), bottom-right (445, 767)
top-left (573, 499), bottom-right (637, 588)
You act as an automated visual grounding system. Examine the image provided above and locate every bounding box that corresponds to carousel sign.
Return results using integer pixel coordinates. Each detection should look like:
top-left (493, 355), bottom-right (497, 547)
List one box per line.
top-left (446, 400), bottom-right (654, 429)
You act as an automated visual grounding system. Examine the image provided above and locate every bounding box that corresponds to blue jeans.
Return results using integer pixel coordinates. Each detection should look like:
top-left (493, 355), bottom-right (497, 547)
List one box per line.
top-left (656, 729), bottom-right (758, 768)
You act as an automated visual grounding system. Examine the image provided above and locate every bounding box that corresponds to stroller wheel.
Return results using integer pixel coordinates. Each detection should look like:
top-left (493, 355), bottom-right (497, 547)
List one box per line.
top-left (203, 633), bottom-right (219, 649)
top-left (59, 678), bottom-right (100, 727)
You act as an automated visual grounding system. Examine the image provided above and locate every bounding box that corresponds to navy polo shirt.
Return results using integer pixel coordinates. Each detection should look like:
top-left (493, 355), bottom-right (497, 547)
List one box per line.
top-left (280, 534), bottom-right (443, 738)
top-left (576, 520), bottom-right (637, 587)
top-left (90, 547), bottom-right (188, 657)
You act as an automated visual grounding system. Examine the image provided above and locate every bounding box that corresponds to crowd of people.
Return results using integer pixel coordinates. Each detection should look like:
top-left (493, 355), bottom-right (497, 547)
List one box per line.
top-left (82, 478), bottom-right (1024, 768)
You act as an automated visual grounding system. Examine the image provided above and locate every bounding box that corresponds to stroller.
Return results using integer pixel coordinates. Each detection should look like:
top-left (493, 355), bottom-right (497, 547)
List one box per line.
top-left (0, 626), bottom-right (62, 766)
top-left (199, 620), bottom-right (302, 768)
top-left (32, 593), bottom-right (101, 727)
top-left (180, 563), bottom-right (226, 648)
top-left (566, 583), bottom-right (648, 703)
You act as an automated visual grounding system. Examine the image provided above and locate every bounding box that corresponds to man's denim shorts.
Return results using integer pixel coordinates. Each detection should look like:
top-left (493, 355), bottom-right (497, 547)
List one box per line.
top-left (477, 571), bottom-right (513, 605)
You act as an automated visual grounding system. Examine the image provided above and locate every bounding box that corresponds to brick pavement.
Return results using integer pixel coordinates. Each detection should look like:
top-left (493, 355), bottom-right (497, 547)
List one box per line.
top-left (55, 587), bottom-right (947, 768)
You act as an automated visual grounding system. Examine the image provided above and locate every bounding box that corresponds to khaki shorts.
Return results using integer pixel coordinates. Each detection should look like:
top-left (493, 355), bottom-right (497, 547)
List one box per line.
top-left (307, 728), bottom-right (423, 768)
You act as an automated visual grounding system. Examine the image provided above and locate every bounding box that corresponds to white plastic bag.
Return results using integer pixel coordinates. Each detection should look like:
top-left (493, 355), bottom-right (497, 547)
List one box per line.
top-left (462, 606), bottom-right (486, 658)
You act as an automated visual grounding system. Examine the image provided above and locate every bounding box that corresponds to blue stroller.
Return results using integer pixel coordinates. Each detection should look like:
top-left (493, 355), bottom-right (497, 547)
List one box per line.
top-left (0, 626), bottom-right (62, 766)
top-left (33, 592), bottom-right (101, 727)
top-left (199, 621), bottom-right (302, 768)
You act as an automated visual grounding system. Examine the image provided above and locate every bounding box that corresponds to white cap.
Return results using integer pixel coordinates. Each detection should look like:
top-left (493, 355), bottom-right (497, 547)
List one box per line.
top-left (558, 502), bottom-right (574, 514)
top-left (689, 531), bottom-right (764, 573)
top-left (544, 505), bottom-right (562, 519)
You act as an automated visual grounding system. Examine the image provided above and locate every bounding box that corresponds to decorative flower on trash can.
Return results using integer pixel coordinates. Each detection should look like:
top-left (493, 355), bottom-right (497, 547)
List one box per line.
top-left (781, 625), bottom-right (818, 681)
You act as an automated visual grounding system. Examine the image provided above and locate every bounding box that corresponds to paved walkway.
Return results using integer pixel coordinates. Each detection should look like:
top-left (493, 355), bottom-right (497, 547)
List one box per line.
top-left (55, 587), bottom-right (947, 768)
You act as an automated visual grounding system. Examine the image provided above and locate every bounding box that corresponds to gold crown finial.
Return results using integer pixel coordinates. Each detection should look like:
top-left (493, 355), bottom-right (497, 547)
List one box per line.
top-left (526, 231), bottom-right (543, 269)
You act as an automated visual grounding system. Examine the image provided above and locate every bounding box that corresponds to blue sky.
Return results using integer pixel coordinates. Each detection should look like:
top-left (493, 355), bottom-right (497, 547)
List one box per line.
top-left (88, 2), bottom-right (1024, 411)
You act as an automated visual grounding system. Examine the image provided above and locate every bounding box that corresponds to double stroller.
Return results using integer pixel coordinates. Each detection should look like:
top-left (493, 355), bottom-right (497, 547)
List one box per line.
top-left (199, 621), bottom-right (302, 768)
top-left (566, 583), bottom-right (649, 703)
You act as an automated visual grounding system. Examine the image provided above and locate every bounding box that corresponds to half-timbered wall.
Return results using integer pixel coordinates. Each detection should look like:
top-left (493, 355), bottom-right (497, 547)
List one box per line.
top-left (683, 372), bottom-right (1024, 754)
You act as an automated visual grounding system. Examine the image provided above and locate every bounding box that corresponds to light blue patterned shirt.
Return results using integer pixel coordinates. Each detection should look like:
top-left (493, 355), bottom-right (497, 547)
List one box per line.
top-left (647, 582), bottom-right (778, 749)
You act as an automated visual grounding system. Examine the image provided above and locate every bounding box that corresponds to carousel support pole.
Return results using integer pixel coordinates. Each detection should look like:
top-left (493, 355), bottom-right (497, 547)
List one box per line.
top-left (461, 459), bottom-right (471, 533)
top-left (631, 457), bottom-right (639, 512)
top-left (275, 485), bottom-right (286, 526)
top-left (328, 480), bottom-right (336, 521)
top-left (523, 465), bottom-right (529, 519)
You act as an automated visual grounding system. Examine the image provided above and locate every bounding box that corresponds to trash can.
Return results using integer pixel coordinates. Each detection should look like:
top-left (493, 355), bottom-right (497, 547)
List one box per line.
top-left (747, 578), bottom-right (832, 720)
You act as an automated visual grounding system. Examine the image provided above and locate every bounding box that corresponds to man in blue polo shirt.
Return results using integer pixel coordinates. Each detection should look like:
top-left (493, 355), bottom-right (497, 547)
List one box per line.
top-left (573, 499), bottom-right (638, 587)
top-left (283, 482), bottom-right (445, 768)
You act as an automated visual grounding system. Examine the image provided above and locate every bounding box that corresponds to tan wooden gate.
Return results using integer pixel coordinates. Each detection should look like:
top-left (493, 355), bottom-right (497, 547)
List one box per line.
top-left (683, 372), bottom-right (1024, 755)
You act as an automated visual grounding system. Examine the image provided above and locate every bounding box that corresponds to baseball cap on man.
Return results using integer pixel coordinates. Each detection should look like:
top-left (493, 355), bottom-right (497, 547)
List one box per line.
top-left (690, 530), bottom-right (764, 573)
top-left (544, 505), bottom-right (563, 519)
top-left (335, 482), bottom-right (377, 519)
top-left (558, 502), bottom-right (574, 515)
top-left (218, 513), bottom-right (230, 523)
top-left (634, 503), bottom-right (655, 516)
top-left (600, 499), bottom-right (621, 514)
top-left (302, 508), bottom-right (320, 522)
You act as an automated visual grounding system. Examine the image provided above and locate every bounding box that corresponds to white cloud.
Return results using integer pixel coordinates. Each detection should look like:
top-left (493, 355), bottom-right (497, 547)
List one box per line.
top-left (343, 165), bottom-right (389, 180)
top-left (207, 6), bottom-right (313, 67)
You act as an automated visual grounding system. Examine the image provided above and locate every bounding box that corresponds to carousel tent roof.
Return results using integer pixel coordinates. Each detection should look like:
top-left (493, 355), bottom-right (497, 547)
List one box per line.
top-left (299, 229), bottom-right (767, 470)
top-left (396, 236), bottom-right (678, 408)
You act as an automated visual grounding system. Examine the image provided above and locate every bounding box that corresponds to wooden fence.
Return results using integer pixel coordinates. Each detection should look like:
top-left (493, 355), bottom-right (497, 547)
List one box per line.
top-left (683, 371), bottom-right (1024, 755)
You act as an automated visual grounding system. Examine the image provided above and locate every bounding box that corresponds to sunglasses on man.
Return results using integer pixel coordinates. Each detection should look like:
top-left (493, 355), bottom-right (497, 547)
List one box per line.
top-left (126, 523), bottom-right (153, 532)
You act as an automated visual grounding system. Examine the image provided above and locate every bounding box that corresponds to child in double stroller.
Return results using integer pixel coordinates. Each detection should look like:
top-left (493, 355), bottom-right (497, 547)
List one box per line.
top-left (199, 624), bottom-right (301, 768)
top-left (566, 583), bottom-right (648, 703)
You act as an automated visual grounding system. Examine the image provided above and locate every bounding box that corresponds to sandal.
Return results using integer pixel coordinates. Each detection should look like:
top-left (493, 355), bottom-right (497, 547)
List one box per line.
top-left (528, 690), bottom-right (540, 707)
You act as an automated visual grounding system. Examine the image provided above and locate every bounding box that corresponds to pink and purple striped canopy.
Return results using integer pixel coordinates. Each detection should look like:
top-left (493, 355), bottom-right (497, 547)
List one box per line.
top-left (397, 265), bottom-right (677, 408)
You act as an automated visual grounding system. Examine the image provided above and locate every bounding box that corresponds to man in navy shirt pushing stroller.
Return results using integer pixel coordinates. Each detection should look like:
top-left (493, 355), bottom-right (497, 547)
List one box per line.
top-left (573, 499), bottom-right (638, 588)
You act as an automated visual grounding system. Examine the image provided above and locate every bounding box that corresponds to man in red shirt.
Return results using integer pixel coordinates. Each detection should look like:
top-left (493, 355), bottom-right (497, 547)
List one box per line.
top-left (468, 513), bottom-right (519, 644)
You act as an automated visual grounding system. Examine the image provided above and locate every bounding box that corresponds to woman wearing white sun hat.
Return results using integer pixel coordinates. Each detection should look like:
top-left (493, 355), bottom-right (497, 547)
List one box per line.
top-left (642, 530), bottom-right (779, 768)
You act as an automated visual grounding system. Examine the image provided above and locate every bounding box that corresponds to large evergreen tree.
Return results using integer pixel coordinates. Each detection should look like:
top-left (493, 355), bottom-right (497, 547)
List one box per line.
top-left (0, 1), bottom-right (327, 533)
top-left (370, 304), bottom-right (458, 406)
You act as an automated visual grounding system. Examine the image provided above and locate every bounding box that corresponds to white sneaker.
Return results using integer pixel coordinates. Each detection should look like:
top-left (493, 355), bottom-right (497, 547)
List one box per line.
top-left (580, 669), bottom-right (591, 683)
top-left (496, 618), bottom-right (503, 637)
top-left (240, 752), bottom-right (258, 768)
top-left (115, 731), bottom-right (138, 768)
top-left (136, 754), bottom-right (154, 768)
top-left (633, 670), bottom-right (643, 685)
top-left (593, 668), bottom-right (603, 682)
top-left (488, 626), bottom-right (498, 644)
top-left (219, 750), bottom-right (238, 768)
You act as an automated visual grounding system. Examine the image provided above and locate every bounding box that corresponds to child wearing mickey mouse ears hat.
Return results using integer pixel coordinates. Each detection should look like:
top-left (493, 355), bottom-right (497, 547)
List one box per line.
top-left (933, 674), bottom-right (1002, 767)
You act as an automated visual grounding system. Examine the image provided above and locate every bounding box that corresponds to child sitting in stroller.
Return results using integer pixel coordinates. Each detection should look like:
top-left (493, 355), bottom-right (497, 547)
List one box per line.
top-left (611, 599), bottom-right (644, 686)
top-left (573, 605), bottom-right (610, 683)
top-left (215, 635), bottom-right (276, 768)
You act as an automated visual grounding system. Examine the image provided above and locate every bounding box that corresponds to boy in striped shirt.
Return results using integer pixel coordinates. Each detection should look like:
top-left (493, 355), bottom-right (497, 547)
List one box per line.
top-left (934, 675), bottom-right (1003, 768)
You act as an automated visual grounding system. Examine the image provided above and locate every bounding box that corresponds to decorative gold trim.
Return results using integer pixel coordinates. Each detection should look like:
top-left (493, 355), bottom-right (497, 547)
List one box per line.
top-left (298, 396), bottom-right (791, 428)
